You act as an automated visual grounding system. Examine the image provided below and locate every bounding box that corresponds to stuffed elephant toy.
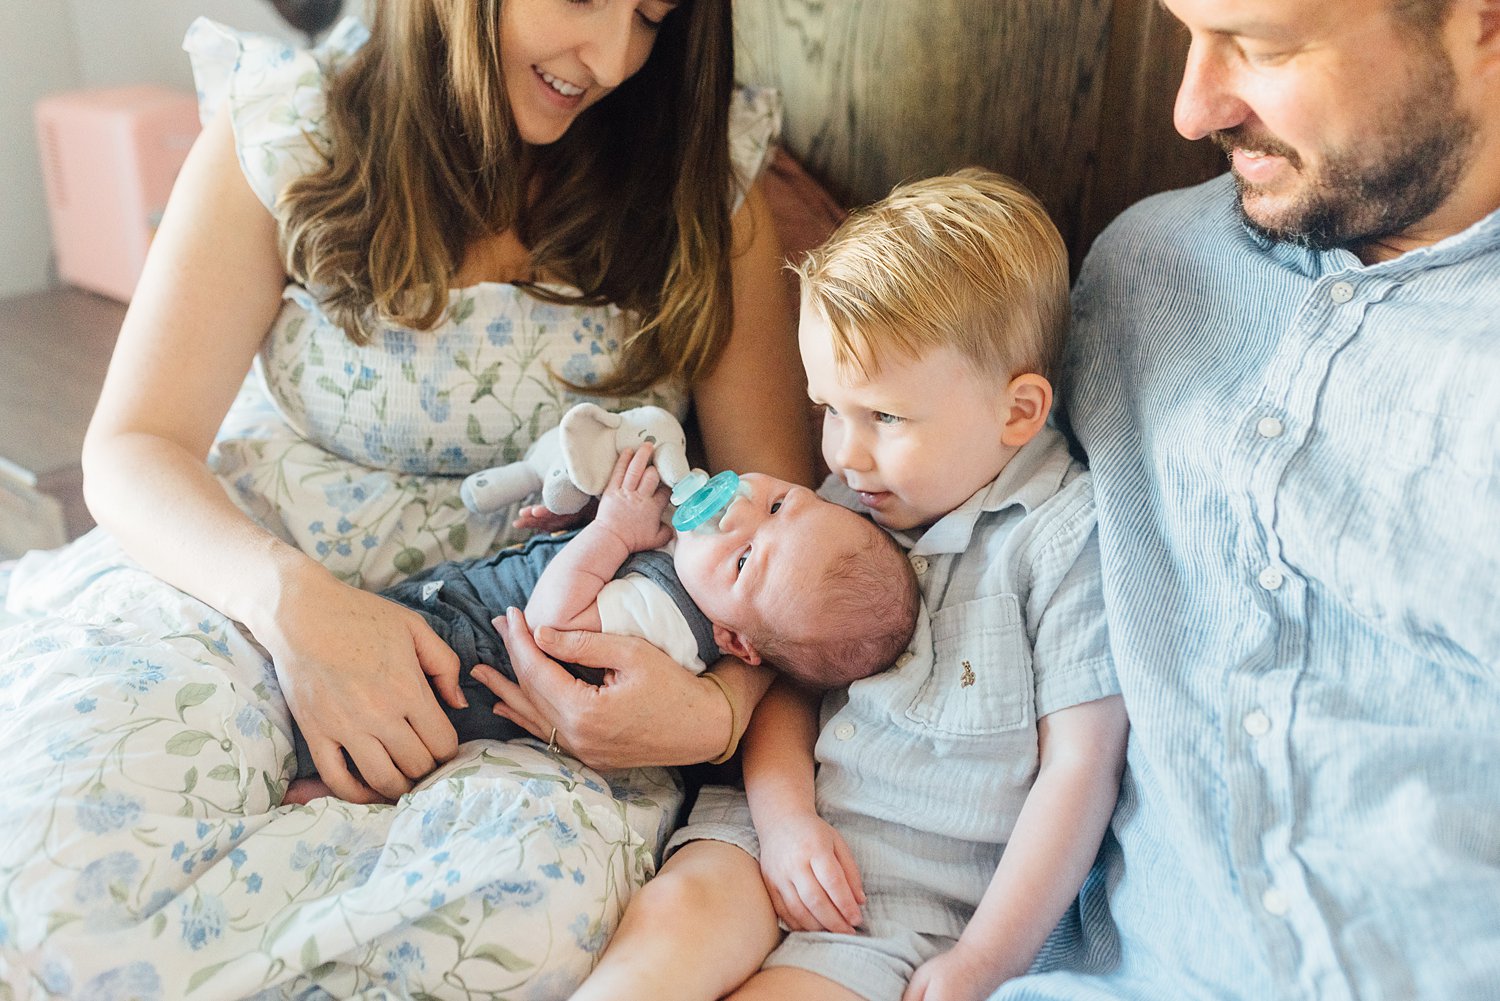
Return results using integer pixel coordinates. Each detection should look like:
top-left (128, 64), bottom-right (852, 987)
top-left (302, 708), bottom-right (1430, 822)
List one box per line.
top-left (460, 403), bottom-right (693, 516)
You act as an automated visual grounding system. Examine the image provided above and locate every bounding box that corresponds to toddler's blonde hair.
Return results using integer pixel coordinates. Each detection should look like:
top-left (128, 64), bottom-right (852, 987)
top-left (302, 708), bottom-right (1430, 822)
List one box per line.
top-left (793, 168), bottom-right (1068, 381)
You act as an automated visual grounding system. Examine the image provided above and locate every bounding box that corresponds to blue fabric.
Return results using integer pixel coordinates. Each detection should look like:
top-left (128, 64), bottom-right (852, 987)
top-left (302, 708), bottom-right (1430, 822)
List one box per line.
top-left (999, 174), bottom-right (1500, 1000)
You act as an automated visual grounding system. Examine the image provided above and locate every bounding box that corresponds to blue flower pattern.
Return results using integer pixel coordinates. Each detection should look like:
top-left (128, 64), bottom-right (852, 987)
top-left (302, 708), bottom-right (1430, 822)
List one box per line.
top-left (0, 12), bottom-right (774, 998)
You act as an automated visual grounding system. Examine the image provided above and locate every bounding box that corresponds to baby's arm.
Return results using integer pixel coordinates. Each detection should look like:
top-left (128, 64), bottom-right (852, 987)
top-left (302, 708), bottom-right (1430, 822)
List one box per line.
top-left (743, 679), bottom-right (866, 934)
top-left (903, 694), bottom-right (1127, 1001)
top-left (524, 445), bottom-right (672, 633)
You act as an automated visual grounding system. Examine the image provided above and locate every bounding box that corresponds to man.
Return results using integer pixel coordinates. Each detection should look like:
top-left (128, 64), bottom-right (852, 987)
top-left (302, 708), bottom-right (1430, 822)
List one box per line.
top-left (999, 1), bottom-right (1500, 999)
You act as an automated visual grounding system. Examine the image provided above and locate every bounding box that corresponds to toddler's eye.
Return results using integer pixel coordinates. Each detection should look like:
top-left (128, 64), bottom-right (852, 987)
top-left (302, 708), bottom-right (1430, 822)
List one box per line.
top-left (736, 553), bottom-right (749, 573)
top-left (875, 411), bottom-right (902, 425)
top-left (770, 501), bottom-right (782, 514)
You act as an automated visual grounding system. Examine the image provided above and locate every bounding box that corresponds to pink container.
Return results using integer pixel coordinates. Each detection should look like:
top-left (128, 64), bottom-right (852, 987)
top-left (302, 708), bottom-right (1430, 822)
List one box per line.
top-left (34, 85), bottom-right (201, 302)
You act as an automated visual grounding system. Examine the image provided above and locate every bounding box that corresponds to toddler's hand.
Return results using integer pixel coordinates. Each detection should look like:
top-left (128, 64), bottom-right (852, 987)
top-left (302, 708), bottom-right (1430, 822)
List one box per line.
top-left (757, 811), bottom-right (865, 934)
top-left (903, 942), bottom-right (1005, 1001)
top-left (594, 445), bottom-right (671, 553)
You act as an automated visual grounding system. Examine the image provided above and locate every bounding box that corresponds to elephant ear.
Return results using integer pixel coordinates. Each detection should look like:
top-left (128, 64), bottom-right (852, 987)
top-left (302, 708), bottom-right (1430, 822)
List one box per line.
top-left (630, 405), bottom-right (691, 487)
top-left (559, 403), bottom-right (624, 497)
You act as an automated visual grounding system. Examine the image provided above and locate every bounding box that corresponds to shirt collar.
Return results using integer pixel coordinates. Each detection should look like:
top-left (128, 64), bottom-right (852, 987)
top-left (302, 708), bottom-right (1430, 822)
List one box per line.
top-left (902, 424), bottom-right (1076, 556)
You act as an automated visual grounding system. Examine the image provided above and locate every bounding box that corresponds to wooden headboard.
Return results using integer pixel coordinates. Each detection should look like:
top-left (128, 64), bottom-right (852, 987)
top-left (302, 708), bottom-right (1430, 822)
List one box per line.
top-left (734, 0), bottom-right (1224, 272)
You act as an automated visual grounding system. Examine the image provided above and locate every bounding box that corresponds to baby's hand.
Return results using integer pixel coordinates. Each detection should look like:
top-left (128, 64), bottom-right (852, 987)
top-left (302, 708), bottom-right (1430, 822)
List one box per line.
top-left (594, 445), bottom-right (672, 553)
top-left (757, 811), bottom-right (865, 934)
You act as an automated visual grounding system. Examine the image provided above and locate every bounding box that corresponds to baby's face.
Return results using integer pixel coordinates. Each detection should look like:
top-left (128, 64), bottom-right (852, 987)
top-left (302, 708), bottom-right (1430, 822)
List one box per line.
top-left (673, 474), bottom-right (867, 642)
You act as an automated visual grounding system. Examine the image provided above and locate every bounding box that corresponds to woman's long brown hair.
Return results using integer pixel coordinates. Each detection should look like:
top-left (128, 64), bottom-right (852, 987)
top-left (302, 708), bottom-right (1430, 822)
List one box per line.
top-left (278, 0), bottom-right (735, 396)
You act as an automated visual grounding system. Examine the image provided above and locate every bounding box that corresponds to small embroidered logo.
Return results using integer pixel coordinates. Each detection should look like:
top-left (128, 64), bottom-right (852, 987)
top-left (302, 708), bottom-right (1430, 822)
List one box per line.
top-left (961, 660), bottom-right (975, 688)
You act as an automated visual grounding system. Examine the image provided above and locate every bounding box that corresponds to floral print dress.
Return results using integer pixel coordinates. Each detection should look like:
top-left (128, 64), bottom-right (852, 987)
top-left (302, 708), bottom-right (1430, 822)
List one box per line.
top-left (0, 17), bottom-right (779, 1000)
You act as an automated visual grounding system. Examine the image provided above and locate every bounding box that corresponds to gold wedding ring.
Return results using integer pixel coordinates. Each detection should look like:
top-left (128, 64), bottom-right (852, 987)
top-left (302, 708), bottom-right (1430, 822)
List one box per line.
top-left (547, 726), bottom-right (560, 754)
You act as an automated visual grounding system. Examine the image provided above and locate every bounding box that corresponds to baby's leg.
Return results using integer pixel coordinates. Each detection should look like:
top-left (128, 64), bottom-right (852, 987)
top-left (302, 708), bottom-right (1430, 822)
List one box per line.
top-left (570, 840), bottom-right (779, 1001)
top-left (728, 967), bottom-right (866, 1001)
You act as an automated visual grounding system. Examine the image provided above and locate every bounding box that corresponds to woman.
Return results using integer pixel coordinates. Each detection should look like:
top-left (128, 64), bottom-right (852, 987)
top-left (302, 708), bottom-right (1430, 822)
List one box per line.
top-left (0, 0), bottom-right (810, 995)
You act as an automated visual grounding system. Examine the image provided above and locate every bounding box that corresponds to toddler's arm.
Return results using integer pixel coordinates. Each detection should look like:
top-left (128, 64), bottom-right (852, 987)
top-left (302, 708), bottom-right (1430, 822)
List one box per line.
top-left (743, 679), bottom-right (866, 934)
top-left (524, 445), bottom-right (672, 633)
top-left (903, 694), bottom-right (1127, 1001)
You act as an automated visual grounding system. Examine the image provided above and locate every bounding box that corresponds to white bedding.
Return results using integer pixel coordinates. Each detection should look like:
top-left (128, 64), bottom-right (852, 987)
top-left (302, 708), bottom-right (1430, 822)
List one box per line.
top-left (0, 529), bottom-right (680, 998)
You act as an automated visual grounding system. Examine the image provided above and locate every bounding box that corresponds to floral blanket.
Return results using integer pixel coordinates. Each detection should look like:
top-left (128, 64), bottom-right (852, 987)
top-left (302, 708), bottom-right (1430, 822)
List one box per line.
top-left (0, 529), bottom-right (680, 999)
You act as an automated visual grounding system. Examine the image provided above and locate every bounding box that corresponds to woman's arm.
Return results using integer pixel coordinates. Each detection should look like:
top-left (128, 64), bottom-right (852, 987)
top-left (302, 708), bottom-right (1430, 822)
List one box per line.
top-left (81, 106), bottom-right (464, 803)
top-left (903, 695), bottom-right (1128, 1001)
top-left (692, 179), bottom-right (817, 486)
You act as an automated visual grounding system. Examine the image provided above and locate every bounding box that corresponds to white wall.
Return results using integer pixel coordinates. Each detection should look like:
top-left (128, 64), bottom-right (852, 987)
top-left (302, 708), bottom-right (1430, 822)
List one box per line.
top-left (0, 1), bottom-right (301, 299)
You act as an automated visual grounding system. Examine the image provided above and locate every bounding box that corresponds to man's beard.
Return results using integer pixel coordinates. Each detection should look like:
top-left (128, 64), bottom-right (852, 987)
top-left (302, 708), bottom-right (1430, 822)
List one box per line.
top-left (1212, 49), bottom-right (1477, 252)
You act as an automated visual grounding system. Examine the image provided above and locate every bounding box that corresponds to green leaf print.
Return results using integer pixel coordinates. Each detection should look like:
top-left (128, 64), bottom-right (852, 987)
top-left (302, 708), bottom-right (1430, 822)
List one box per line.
top-left (167, 730), bottom-right (217, 756)
top-left (448, 524), bottom-right (468, 552)
top-left (473, 943), bottom-right (536, 972)
top-left (394, 547), bottom-right (427, 575)
top-left (187, 961), bottom-right (231, 994)
top-left (316, 376), bottom-right (348, 399)
top-left (176, 683), bottom-right (217, 717)
top-left (466, 413), bottom-right (488, 446)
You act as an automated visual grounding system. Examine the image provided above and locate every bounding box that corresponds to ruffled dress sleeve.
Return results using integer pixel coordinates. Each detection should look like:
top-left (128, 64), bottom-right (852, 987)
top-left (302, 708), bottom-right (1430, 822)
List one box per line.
top-left (727, 85), bottom-right (783, 213)
top-left (182, 16), bottom-right (369, 217)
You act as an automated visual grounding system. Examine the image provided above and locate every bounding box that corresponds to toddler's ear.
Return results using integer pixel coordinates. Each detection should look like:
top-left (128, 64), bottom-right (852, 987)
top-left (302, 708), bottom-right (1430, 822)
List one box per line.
top-left (712, 624), bottom-right (762, 666)
top-left (1000, 373), bottom-right (1053, 447)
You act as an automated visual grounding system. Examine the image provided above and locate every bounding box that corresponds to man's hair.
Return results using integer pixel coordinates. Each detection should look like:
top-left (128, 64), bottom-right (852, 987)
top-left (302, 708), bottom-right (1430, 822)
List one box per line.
top-left (792, 168), bottom-right (1069, 382)
top-left (1390, 0), bottom-right (1456, 35)
top-left (755, 517), bottom-right (920, 690)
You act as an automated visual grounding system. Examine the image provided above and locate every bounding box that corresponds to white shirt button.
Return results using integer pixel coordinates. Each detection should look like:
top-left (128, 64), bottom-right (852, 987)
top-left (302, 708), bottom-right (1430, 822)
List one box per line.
top-left (834, 723), bottom-right (856, 740)
top-left (1330, 281), bottom-right (1355, 304)
top-left (1256, 416), bottom-right (1284, 439)
top-left (1262, 887), bottom-right (1291, 916)
top-left (1258, 566), bottom-right (1285, 590)
top-left (909, 555), bottom-right (929, 576)
top-left (1243, 711), bottom-right (1271, 737)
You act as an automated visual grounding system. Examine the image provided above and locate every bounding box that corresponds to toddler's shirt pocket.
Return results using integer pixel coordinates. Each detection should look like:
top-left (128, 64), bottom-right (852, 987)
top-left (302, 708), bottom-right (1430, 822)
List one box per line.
top-left (905, 592), bottom-right (1033, 737)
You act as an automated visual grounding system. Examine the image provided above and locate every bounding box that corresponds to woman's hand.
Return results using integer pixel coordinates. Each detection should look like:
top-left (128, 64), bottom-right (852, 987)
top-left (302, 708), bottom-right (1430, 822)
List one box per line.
top-left (512, 499), bottom-right (596, 534)
top-left (474, 606), bottom-right (761, 768)
top-left (260, 566), bottom-right (463, 803)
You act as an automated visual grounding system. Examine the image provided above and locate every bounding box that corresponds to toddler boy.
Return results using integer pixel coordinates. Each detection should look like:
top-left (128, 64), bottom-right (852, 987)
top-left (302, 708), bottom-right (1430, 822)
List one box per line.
top-left (572, 169), bottom-right (1128, 1001)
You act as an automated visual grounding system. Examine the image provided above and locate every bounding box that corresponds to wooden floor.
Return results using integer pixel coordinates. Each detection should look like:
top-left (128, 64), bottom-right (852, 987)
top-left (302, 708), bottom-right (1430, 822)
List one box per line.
top-left (0, 286), bottom-right (125, 548)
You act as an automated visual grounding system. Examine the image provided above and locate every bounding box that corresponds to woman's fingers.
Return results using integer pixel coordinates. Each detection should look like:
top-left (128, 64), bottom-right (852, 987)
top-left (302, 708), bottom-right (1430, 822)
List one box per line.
top-left (413, 621), bottom-right (466, 710)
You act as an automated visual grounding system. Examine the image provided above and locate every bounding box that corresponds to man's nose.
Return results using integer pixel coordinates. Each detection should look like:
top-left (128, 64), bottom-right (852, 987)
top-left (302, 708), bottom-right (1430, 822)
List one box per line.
top-left (1173, 36), bottom-right (1249, 141)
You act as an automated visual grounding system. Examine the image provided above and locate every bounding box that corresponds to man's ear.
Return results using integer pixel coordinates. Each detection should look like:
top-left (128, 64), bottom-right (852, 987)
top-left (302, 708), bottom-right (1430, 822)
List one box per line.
top-left (999, 373), bottom-right (1054, 447)
top-left (712, 624), bottom-right (762, 666)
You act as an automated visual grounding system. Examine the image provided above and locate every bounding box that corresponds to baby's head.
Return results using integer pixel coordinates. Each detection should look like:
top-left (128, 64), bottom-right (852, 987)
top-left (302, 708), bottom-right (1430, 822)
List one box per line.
top-left (672, 474), bottom-right (919, 688)
top-left (792, 169), bottom-right (1070, 531)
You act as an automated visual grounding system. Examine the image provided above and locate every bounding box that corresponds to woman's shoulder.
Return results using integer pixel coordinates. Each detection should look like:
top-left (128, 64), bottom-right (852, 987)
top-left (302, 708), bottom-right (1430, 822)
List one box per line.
top-left (727, 86), bottom-right (782, 210)
top-left (182, 17), bottom-right (368, 215)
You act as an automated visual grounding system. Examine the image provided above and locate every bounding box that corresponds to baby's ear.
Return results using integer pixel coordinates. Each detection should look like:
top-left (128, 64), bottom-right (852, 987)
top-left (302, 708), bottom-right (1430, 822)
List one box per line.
top-left (712, 624), bottom-right (762, 666)
top-left (1000, 373), bottom-right (1053, 447)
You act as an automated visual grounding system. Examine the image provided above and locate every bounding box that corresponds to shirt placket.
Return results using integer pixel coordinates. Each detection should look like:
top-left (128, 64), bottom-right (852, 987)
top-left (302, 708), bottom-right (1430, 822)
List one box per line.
top-left (1225, 272), bottom-right (1372, 1001)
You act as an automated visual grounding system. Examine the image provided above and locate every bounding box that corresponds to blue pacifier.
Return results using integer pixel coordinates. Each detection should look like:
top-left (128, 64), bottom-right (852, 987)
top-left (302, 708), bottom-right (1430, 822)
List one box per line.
top-left (670, 469), bottom-right (748, 533)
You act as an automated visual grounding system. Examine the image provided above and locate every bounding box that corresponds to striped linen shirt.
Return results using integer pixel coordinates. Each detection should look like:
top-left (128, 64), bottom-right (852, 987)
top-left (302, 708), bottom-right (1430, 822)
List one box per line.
top-left (999, 175), bottom-right (1500, 1000)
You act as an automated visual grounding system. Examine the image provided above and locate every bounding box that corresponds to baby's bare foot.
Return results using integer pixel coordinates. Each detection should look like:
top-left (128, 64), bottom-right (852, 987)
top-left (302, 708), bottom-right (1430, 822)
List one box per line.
top-left (283, 777), bottom-right (335, 805)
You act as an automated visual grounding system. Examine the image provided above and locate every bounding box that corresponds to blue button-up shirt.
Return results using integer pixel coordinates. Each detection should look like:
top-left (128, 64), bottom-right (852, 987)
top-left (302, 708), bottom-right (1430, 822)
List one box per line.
top-left (999, 175), bottom-right (1500, 1001)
